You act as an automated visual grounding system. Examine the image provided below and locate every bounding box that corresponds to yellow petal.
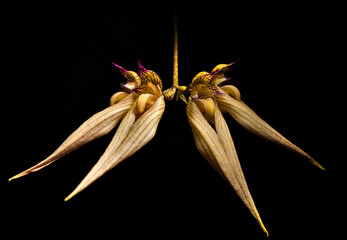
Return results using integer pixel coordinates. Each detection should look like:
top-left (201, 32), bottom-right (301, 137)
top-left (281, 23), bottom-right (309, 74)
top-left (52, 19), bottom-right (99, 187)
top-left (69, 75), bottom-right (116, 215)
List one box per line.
top-left (136, 93), bottom-right (158, 114)
top-left (221, 85), bottom-right (241, 101)
top-left (110, 91), bottom-right (129, 106)
top-left (187, 98), bottom-right (268, 236)
top-left (64, 96), bottom-right (165, 201)
top-left (211, 63), bottom-right (230, 73)
top-left (192, 71), bottom-right (211, 85)
top-left (124, 70), bottom-right (141, 86)
top-left (193, 97), bottom-right (215, 122)
top-left (140, 70), bottom-right (163, 90)
top-left (142, 82), bottom-right (162, 97)
top-left (8, 94), bottom-right (136, 182)
top-left (215, 87), bottom-right (325, 170)
top-left (211, 62), bottom-right (236, 74)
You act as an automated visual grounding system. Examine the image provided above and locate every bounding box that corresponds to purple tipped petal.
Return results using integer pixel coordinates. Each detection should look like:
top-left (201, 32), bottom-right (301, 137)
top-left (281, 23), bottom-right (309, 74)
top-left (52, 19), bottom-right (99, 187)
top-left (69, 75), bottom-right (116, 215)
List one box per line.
top-left (138, 61), bottom-right (148, 76)
top-left (112, 62), bottom-right (128, 76)
top-left (211, 60), bottom-right (239, 76)
top-left (209, 70), bottom-right (219, 77)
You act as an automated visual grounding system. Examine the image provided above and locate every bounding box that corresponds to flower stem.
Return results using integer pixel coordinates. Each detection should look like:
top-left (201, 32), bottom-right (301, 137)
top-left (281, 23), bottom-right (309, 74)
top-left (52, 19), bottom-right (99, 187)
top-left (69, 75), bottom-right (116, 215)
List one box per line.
top-left (173, 14), bottom-right (178, 86)
top-left (163, 13), bottom-right (187, 103)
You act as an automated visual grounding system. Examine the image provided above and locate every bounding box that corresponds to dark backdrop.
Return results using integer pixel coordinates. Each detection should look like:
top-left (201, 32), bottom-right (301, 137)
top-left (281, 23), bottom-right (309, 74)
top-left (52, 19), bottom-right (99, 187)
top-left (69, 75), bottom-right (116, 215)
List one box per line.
top-left (7, 2), bottom-right (331, 239)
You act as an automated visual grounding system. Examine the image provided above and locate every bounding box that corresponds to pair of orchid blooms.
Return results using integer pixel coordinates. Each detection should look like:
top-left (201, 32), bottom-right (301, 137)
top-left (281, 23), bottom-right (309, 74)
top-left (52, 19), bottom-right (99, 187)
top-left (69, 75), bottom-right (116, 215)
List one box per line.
top-left (9, 37), bottom-right (325, 237)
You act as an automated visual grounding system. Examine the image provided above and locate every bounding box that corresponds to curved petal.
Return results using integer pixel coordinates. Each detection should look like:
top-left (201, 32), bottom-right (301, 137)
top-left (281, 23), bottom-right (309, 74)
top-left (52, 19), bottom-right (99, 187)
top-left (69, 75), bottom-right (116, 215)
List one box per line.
top-left (190, 121), bottom-right (225, 179)
top-left (215, 88), bottom-right (325, 170)
top-left (9, 94), bottom-right (136, 181)
top-left (214, 101), bottom-right (268, 236)
top-left (65, 96), bottom-right (165, 201)
top-left (187, 98), bottom-right (268, 236)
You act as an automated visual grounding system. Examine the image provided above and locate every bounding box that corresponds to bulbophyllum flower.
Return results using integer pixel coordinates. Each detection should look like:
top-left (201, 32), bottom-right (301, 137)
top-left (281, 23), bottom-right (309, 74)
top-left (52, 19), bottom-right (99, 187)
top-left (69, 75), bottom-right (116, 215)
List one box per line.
top-left (9, 15), bottom-right (325, 236)
top-left (186, 63), bottom-right (325, 236)
top-left (9, 62), bottom-right (165, 201)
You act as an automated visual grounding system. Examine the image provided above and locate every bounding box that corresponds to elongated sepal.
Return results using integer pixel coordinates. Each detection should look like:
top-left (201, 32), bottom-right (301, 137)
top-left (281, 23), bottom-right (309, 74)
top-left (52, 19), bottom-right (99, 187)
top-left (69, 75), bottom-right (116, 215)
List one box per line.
top-left (8, 94), bottom-right (136, 182)
top-left (211, 62), bottom-right (235, 75)
top-left (64, 96), bottom-right (165, 201)
top-left (138, 63), bottom-right (163, 90)
top-left (214, 101), bottom-right (269, 236)
top-left (187, 97), bottom-right (268, 236)
top-left (215, 87), bottom-right (325, 170)
top-left (113, 63), bottom-right (141, 86)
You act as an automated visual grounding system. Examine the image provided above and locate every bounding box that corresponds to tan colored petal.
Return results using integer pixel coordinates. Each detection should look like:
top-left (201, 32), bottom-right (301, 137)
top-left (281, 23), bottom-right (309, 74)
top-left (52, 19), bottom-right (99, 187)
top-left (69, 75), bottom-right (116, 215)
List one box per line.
top-left (214, 101), bottom-right (268, 236)
top-left (9, 94), bottom-right (136, 181)
top-left (221, 85), bottom-right (241, 101)
top-left (110, 91), bottom-right (129, 106)
top-left (190, 122), bottom-right (225, 178)
top-left (193, 98), bottom-right (215, 122)
top-left (113, 63), bottom-right (141, 86)
top-left (136, 93), bottom-right (157, 114)
top-left (64, 96), bottom-right (165, 201)
top-left (187, 98), bottom-right (268, 236)
top-left (215, 87), bottom-right (325, 170)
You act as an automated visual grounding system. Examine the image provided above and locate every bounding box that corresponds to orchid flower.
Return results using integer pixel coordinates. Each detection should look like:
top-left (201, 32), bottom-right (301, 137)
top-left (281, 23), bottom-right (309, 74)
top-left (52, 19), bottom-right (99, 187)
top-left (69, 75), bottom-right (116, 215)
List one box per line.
top-left (9, 16), bottom-right (325, 237)
top-left (9, 62), bottom-right (165, 201)
top-left (184, 63), bottom-right (325, 236)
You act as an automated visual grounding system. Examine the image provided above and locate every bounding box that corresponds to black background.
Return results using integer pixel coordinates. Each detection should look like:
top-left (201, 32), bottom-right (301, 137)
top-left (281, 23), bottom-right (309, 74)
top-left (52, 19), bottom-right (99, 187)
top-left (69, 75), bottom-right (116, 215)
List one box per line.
top-left (6, 2), bottom-right (333, 239)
